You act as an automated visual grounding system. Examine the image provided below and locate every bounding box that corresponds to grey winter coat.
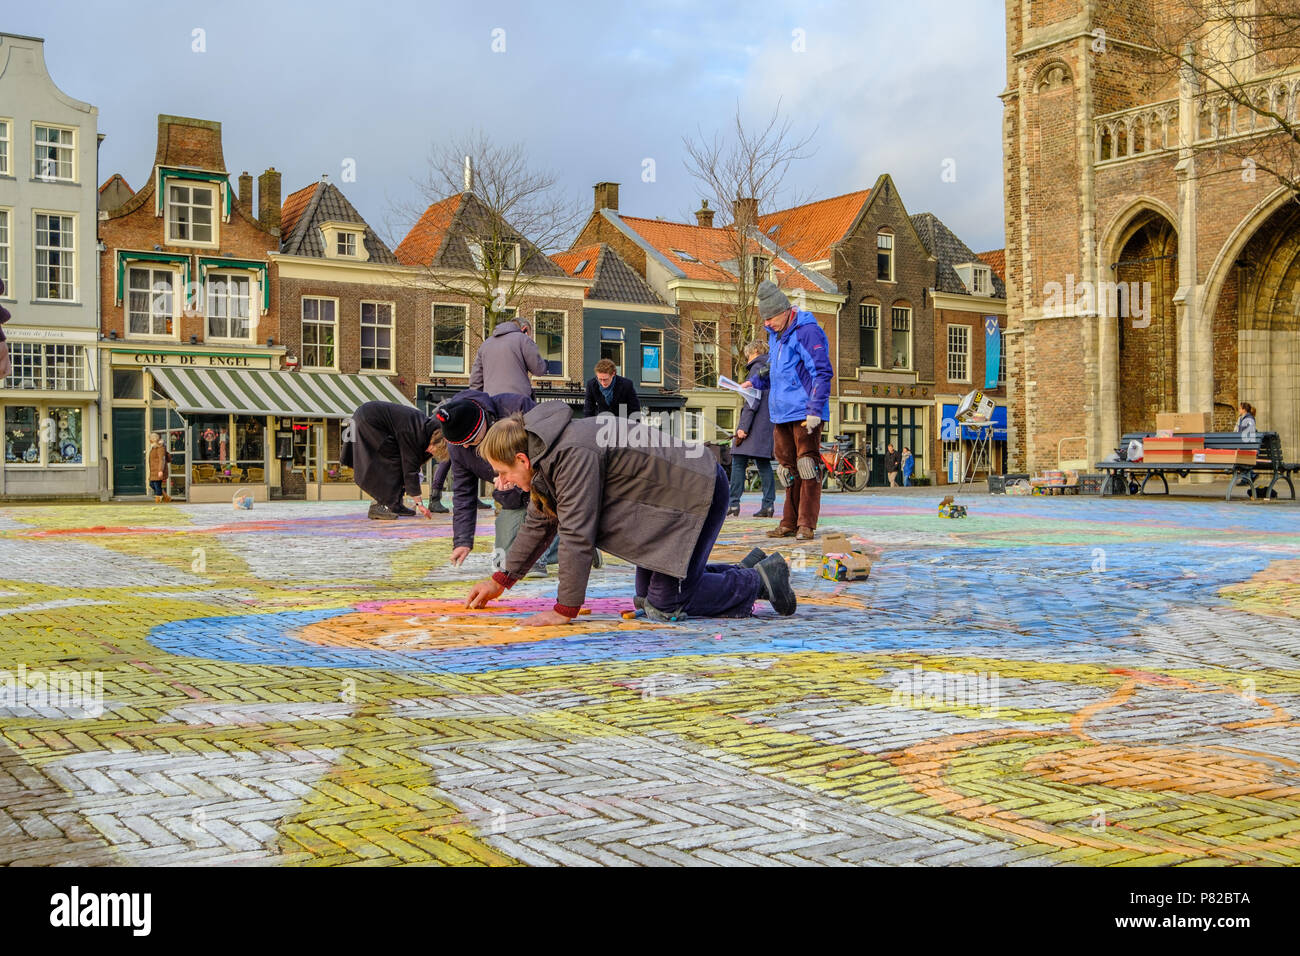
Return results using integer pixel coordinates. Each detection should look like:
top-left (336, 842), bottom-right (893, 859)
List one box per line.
top-left (732, 355), bottom-right (774, 459)
top-left (501, 402), bottom-right (721, 611)
top-left (470, 320), bottom-right (546, 397)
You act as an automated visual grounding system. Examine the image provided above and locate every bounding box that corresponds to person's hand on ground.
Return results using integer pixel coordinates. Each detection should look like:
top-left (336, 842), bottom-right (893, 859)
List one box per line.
top-left (465, 578), bottom-right (505, 608)
top-left (802, 414), bottom-right (822, 434)
top-left (518, 609), bottom-right (572, 627)
top-left (450, 545), bottom-right (472, 566)
top-left (414, 502), bottom-right (432, 519)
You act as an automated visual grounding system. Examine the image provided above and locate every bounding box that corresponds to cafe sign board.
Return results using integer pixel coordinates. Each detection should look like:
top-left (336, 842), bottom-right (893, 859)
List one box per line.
top-left (109, 349), bottom-right (276, 370)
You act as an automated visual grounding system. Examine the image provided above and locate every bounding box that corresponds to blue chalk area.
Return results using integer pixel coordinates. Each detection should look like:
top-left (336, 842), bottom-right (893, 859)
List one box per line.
top-left (143, 543), bottom-right (1277, 674)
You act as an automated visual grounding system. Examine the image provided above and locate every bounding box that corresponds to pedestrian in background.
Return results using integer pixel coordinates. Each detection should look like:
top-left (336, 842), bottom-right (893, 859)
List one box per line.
top-left (584, 358), bottom-right (641, 418)
top-left (728, 339), bottom-right (775, 518)
top-left (887, 443), bottom-right (901, 487)
top-left (1237, 402), bottom-right (1257, 434)
top-left (901, 446), bottom-right (914, 487)
top-left (747, 280), bottom-right (833, 542)
top-left (148, 433), bottom-right (171, 503)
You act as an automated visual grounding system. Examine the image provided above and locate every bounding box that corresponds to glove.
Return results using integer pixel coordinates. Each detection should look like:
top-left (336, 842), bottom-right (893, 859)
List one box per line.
top-left (802, 415), bottom-right (822, 434)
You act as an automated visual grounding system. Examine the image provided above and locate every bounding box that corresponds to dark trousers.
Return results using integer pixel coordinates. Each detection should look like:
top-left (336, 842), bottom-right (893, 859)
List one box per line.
top-left (729, 454), bottom-right (775, 510)
top-left (636, 466), bottom-right (761, 618)
top-left (773, 421), bottom-right (823, 530)
top-left (430, 459), bottom-right (451, 496)
top-left (149, 480), bottom-right (163, 496)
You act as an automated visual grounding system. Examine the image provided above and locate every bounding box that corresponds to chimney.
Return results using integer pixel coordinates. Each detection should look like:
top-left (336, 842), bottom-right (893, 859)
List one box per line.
top-left (733, 197), bottom-right (758, 227)
top-left (594, 182), bottom-right (619, 213)
top-left (463, 155), bottom-right (474, 192)
top-left (238, 171), bottom-right (253, 213)
top-left (695, 199), bottom-right (715, 227)
top-left (258, 166), bottom-right (282, 233)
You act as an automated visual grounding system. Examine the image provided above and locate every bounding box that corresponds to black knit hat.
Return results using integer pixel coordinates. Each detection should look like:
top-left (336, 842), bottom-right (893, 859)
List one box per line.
top-left (435, 399), bottom-right (487, 445)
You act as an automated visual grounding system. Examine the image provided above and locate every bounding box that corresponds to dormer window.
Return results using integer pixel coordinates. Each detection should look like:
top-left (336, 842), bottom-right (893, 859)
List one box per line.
top-left (468, 239), bottom-right (519, 272)
top-left (318, 222), bottom-right (370, 262)
top-left (955, 262), bottom-right (993, 296)
top-left (749, 255), bottom-right (771, 284)
top-left (167, 183), bottom-right (215, 245)
top-left (337, 231), bottom-right (357, 257)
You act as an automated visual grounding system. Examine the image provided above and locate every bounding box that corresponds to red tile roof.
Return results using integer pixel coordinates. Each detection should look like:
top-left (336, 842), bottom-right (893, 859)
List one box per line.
top-left (279, 183), bottom-right (320, 239)
top-left (758, 190), bottom-right (870, 264)
top-left (977, 248), bottom-right (1006, 280)
top-left (618, 215), bottom-right (825, 293)
top-left (552, 243), bottom-right (601, 279)
top-left (98, 173), bottom-right (133, 195)
top-left (394, 194), bottom-right (465, 266)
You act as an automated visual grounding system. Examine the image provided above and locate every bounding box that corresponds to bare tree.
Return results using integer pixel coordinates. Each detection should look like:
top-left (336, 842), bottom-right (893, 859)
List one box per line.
top-left (680, 103), bottom-right (817, 386)
top-left (393, 131), bottom-right (586, 350)
top-left (1145, 1), bottom-right (1300, 197)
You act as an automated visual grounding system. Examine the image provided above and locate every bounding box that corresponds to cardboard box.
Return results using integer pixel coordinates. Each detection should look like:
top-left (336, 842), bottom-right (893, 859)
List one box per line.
top-left (820, 533), bottom-right (871, 581)
top-left (1201, 449), bottom-right (1257, 465)
top-left (1144, 436), bottom-right (1205, 452)
top-left (1156, 412), bottom-right (1213, 434)
top-left (1144, 451), bottom-right (1197, 464)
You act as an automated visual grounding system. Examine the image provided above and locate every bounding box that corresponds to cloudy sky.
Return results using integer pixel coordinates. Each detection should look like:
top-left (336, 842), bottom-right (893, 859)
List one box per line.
top-left (8, 0), bottom-right (1008, 253)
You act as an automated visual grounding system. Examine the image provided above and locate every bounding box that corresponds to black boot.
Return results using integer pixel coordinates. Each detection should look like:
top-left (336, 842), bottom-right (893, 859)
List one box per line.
top-left (367, 502), bottom-right (397, 520)
top-left (755, 553), bottom-right (797, 616)
top-left (427, 496), bottom-right (450, 514)
top-left (740, 547), bottom-right (767, 568)
top-left (726, 505), bottom-right (740, 517)
top-left (753, 507), bottom-right (774, 517)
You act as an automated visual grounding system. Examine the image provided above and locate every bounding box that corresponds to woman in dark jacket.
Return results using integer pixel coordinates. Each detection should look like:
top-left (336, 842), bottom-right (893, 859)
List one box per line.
top-left (729, 341), bottom-right (775, 517)
top-left (464, 402), bottom-right (796, 625)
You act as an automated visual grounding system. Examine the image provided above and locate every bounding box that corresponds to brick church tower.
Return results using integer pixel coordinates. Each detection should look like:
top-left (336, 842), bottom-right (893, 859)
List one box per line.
top-left (1003, 0), bottom-right (1300, 471)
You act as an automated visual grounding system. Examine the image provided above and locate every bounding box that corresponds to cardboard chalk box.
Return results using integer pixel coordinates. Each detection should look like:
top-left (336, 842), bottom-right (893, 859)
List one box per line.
top-left (820, 533), bottom-right (871, 581)
top-left (1156, 412), bottom-right (1213, 434)
top-left (1144, 436), bottom-right (1205, 452)
top-left (1144, 451), bottom-right (1197, 464)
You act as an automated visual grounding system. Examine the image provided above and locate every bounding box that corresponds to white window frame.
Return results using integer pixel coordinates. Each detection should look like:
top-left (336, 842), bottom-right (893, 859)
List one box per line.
top-left (301, 296), bottom-right (339, 371)
top-left (165, 181), bottom-right (219, 248)
top-left (692, 319), bottom-right (717, 388)
top-left (857, 302), bottom-right (880, 371)
top-left (640, 329), bottom-right (663, 386)
top-left (600, 326), bottom-right (626, 377)
top-left (0, 119), bottom-right (11, 177)
top-left (206, 270), bottom-right (256, 343)
top-left (431, 302), bottom-right (470, 375)
top-left (3, 343), bottom-right (88, 392)
top-left (749, 255), bottom-right (771, 284)
top-left (467, 239), bottom-right (519, 272)
top-left (972, 265), bottom-right (992, 296)
top-left (947, 323), bottom-right (970, 383)
top-left (532, 309), bottom-right (567, 380)
top-left (33, 210), bottom-right (76, 303)
top-left (998, 332), bottom-right (1008, 386)
top-left (360, 300), bottom-right (396, 374)
top-left (125, 265), bottom-right (180, 339)
top-left (877, 231), bottom-right (895, 283)
top-left (3, 400), bottom-right (87, 468)
top-left (337, 231), bottom-right (358, 257)
top-left (0, 206), bottom-right (10, 293)
top-left (32, 123), bottom-right (76, 183)
top-left (889, 305), bottom-right (912, 371)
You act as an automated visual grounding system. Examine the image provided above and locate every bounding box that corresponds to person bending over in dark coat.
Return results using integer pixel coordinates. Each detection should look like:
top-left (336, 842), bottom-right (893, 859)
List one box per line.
top-left (434, 390), bottom-right (557, 576)
top-left (463, 403), bottom-right (797, 626)
top-left (342, 401), bottom-right (438, 520)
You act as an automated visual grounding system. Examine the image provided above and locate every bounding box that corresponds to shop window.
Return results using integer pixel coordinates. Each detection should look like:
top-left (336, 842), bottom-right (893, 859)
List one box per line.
top-left (301, 297), bottom-right (337, 369)
top-left (234, 416), bottom-right (266, 482)
top-left (113, 369), bottom-right (143, 400)
top-left (207, 273), bottom-right (252, 340)
top-left (600, 327), bottom-right (625, 375)
top-left (641, 330), bottom-right (662, 385)
top-left (361, 301), bottom-right (394, 372)
top-left (3, 405), bottom-right (39, 464)
top-left (45, 406), bottom-right (83, 464)
top-left (432, 303), bottom-right (468, 374)
top-left (534, 310), bottom-right (565, 376)
top-left (890, 306), bottom-right (911, 370)
top-left (293, 419), bottom-right (319, 483)
top-left (191, 414), bottom-right (232, 483)
top-left (858, 303), bottom-right (879, 368)
top-left (127, 267), bottom-right (175, 336)
top-left (152, 407), bottom-right (187, 498)
top-left (324, 420), bottom-right (352, 483)
top-left (35, 213), bottom-right (75, 301)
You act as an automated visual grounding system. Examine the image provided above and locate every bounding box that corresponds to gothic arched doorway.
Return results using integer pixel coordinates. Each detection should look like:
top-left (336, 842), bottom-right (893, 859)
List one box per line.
top-left (1114, 213), bottom-right (1178, 436)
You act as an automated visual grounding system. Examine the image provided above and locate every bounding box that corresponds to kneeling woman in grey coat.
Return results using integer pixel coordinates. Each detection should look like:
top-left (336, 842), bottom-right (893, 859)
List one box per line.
top-left (464, 402), bottom-right (796, 626)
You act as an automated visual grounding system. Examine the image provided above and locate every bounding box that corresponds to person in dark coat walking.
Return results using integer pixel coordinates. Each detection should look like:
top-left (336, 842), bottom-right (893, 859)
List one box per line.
top-left (341, 401), bottom-right (437, 519)
top-left (728, 341), bottom-right (775, 517)
top-left (434, 390), bottom-right (556, 575)
top-left (470, 318), bottom-right (546, 398)
top-left (463, 403), bottom-right (797, 625)
top-left (886, 443), bottom-right (901, 487)
top-left (583, 358), bottom-right (641, 418)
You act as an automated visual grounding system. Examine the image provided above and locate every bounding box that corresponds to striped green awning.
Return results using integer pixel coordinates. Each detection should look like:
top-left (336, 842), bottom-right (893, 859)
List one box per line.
top-left (146, 366), bottom-right (412, 419)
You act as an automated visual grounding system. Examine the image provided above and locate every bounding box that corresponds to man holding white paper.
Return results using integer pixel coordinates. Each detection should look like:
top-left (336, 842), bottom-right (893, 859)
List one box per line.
top-left (746, 280), bottom-right (833, 541)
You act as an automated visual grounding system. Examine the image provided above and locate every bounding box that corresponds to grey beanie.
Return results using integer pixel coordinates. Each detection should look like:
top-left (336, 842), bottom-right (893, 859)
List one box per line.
top-left (756, 280), bottom-right (791, 320)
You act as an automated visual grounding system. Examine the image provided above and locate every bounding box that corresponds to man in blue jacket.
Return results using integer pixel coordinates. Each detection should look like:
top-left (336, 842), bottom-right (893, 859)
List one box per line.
top-left (746, 281), bottom-right (833, 541)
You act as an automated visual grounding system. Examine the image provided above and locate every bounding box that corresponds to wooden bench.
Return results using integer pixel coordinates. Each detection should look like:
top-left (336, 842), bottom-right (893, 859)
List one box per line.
top-left (1097, 430), bottom-right (1299, 500)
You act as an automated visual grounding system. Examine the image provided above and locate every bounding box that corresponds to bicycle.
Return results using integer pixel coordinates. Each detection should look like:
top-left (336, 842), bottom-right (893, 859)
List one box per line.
top-left (747, 437), bottom-right (870, 491)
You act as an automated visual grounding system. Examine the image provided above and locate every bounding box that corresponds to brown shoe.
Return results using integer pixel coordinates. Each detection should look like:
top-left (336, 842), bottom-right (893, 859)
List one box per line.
top-left (154, 496), bottom-right (162, 503)
top-left (766, 525), bottom-right (796, 538)
top-left (163, 494), bottom-right (172, 503)
top-left (796, 526), bottom-right (815, 541)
